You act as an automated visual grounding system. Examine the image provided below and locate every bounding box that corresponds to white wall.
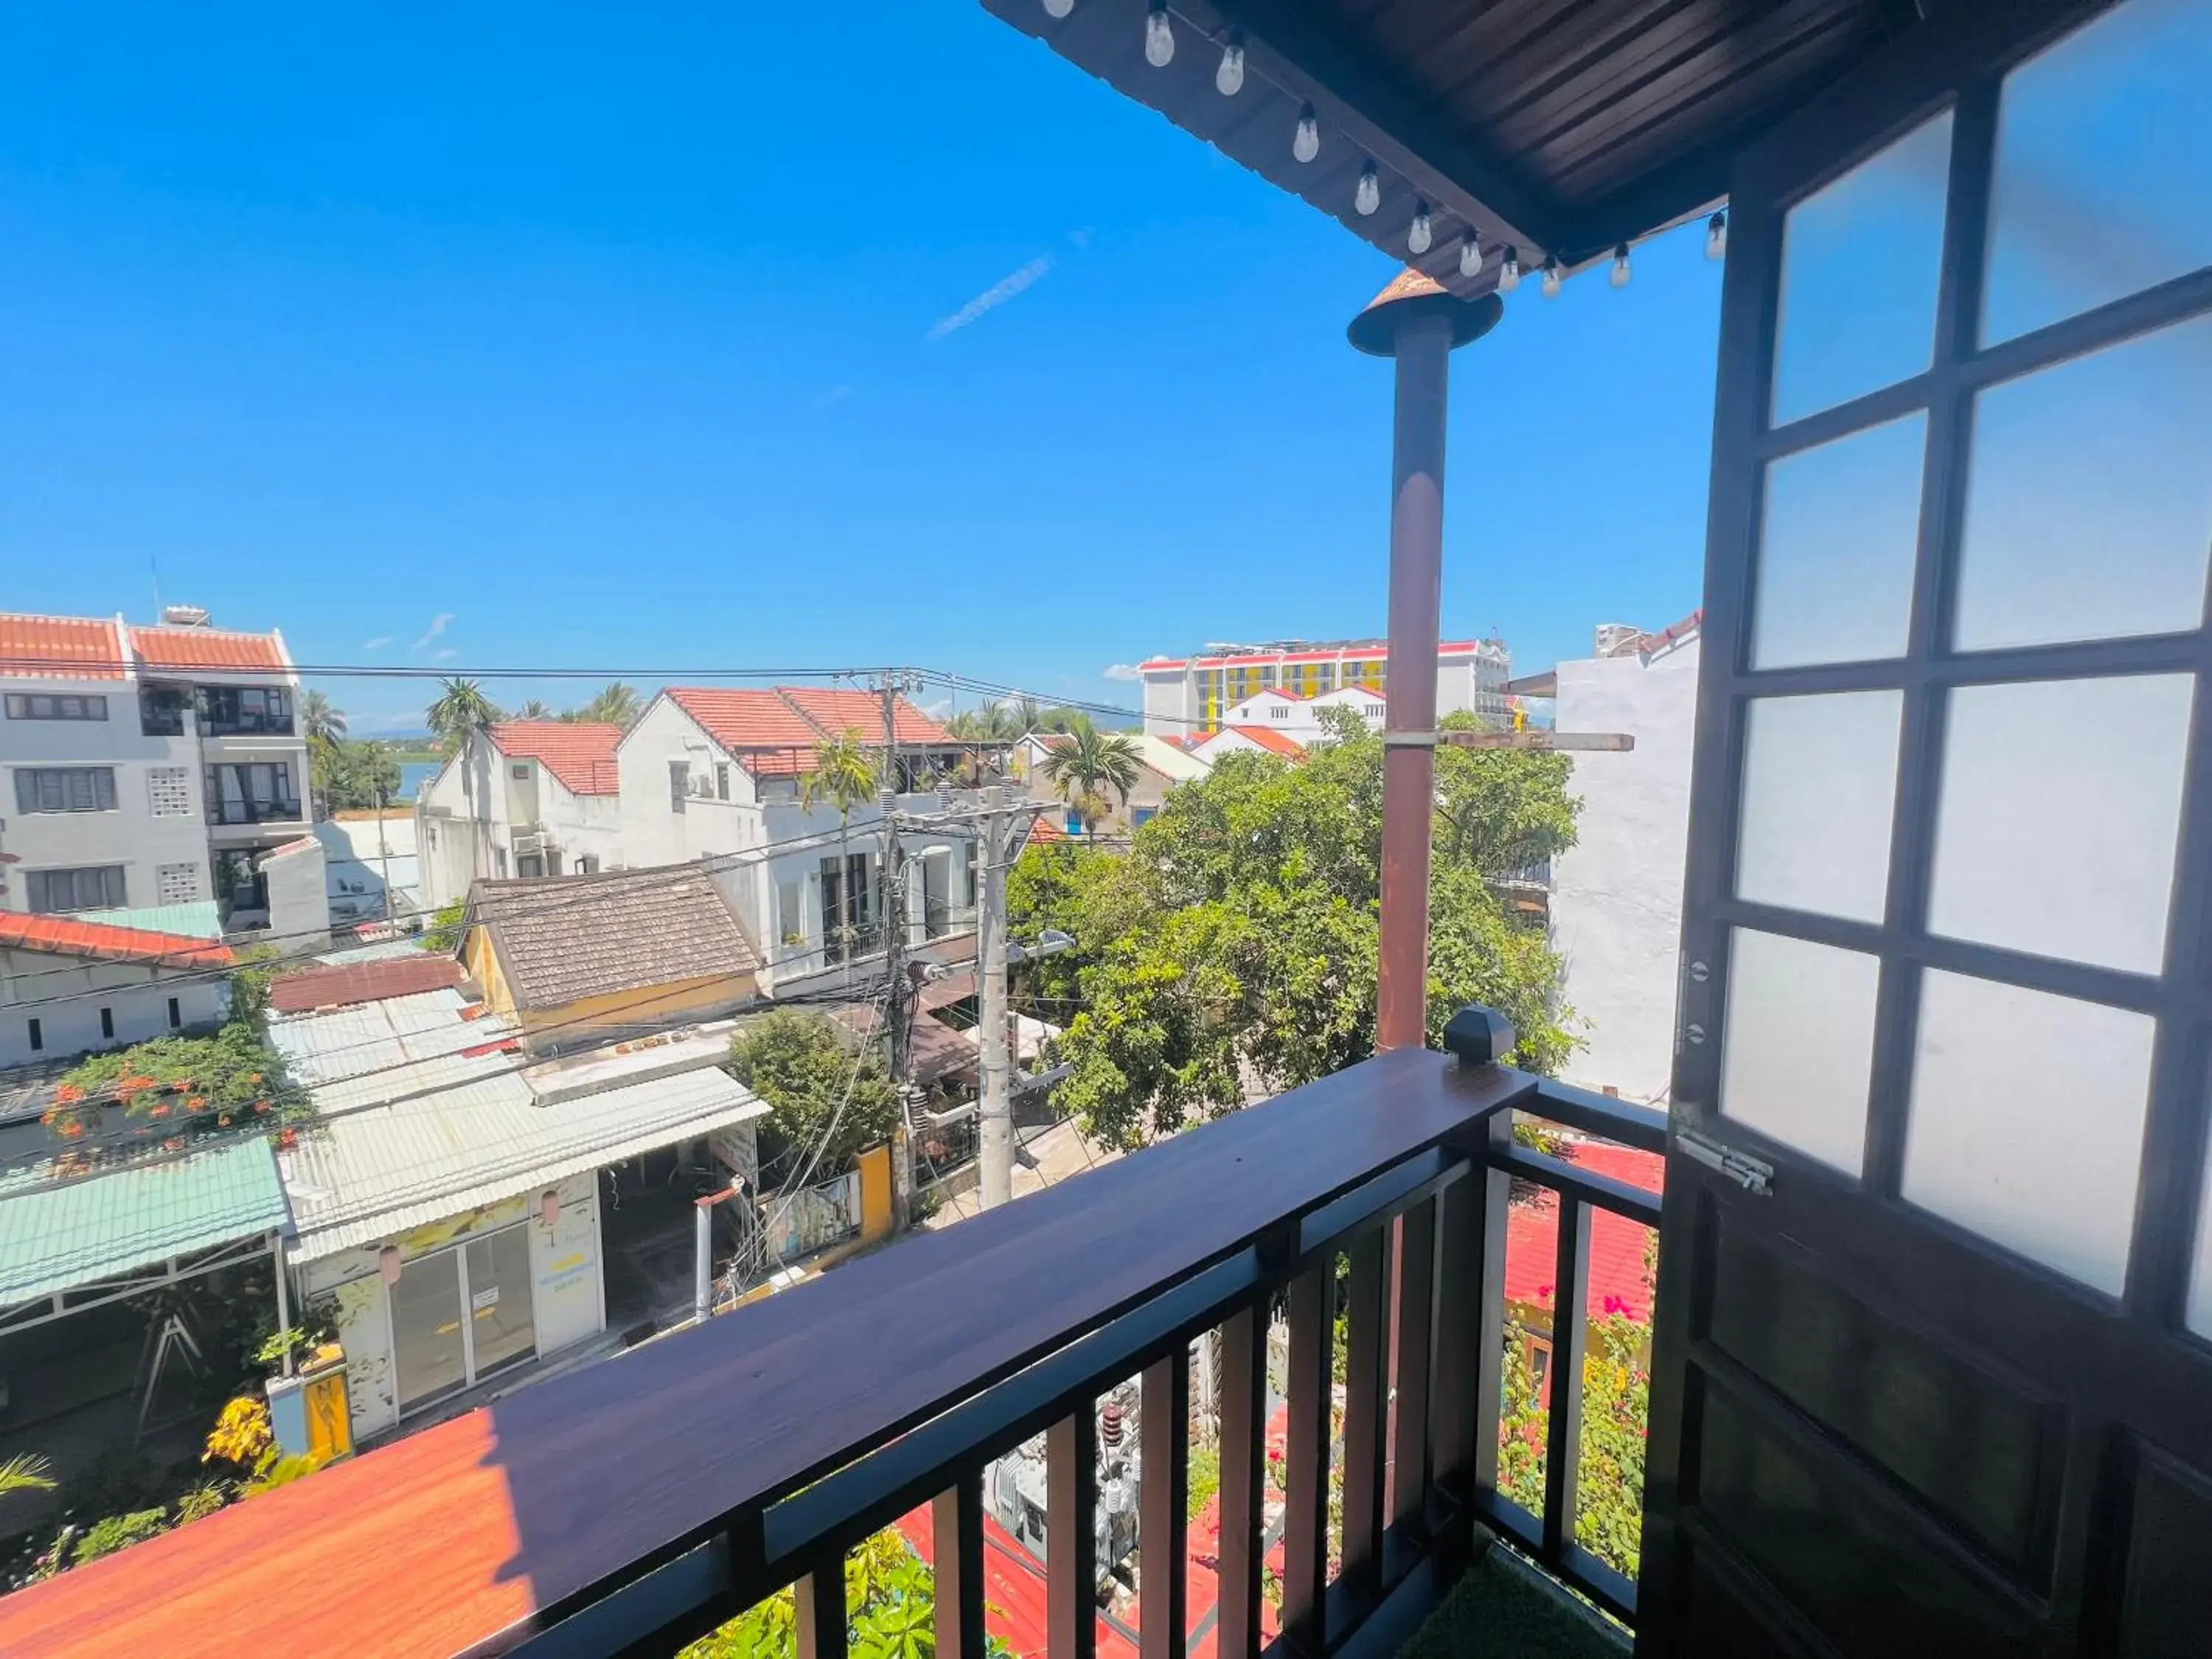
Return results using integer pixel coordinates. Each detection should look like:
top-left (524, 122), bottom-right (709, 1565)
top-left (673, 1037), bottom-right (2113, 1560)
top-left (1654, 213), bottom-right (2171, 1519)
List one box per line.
top-left (298, 1170), bottom-right (602, 1442)
top-left (0, 947), bottom-right (230, 1068)
top-left (262, 838), bottom-right (331, 942)
top-left (0, 675), bottom-right (212, 914)
top-left (317, 812), bottom-right (422, 921)
top-left (1549, 633), bottom-right (1700, 1107)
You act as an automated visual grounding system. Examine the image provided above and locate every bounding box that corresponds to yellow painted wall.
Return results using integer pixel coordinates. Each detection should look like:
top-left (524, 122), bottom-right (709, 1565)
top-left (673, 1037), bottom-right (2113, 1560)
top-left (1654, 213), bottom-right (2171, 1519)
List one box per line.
top-left (515, 970), bottom-right (759, 1043)
top-left (463, 926), bottom-right (512, 1018)
top-left (855, 1143), bottom-right (893, 1242)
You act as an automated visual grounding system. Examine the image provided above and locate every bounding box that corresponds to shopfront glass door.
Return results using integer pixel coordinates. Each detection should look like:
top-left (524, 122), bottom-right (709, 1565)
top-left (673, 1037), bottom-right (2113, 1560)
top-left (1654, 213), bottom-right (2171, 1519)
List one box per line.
top-left (464, 1228), bottom-right (538, 1379)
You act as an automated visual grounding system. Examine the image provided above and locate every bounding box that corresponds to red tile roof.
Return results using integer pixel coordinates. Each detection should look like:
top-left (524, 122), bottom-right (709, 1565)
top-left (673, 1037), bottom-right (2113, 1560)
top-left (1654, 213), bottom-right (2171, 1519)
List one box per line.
top-left (664, 687), bottom-right (953, 778)
top-left (1220, 724), bottom-right (1307, 759)
top-left (1504, 1140), bottom-right (1663, 1325)
top-left (1026, 815), bottom-right (1069, 848)
top-left (269, 953), bottom-right (466, 1014)
top-left (0, 912), bottom-right (233, 970)
top-left (128, 625), bottom-right (288, 674)
top-left (0, 613), bottom-right (127, 680)
top-left (487, 722), bottom-right (623, 796)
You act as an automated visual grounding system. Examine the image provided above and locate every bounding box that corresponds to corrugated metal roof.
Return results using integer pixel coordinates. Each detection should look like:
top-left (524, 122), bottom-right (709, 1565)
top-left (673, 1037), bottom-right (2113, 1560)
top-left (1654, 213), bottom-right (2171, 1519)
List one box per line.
top-left (271, 997), bottom-right (767, 1262)
top-left (0, 1138), bottom-right (286, 1307)
top-left (77, 901), bottom-right (225, 941)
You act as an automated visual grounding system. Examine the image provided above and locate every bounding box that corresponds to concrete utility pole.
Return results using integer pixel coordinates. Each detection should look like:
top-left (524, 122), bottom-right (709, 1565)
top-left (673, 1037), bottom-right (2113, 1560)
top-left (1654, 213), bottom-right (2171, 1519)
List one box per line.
top-left (976, 787), bottom-right (1017, 1210)
top-left (877, 674), bottom-right (912, 1229)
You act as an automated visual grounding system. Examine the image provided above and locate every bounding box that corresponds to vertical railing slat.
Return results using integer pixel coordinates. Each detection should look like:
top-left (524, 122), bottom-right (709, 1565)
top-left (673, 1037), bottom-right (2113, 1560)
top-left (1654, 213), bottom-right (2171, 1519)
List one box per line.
top-left (1340, 1228), bottom-right (1390, 1600)
top-left (933, 1475), bottom-right (985, 1659)
top-left (1139, 1350), bottom-right (1190, 1659)
top-left (1389, 1196), bottom-right (1439, 1531)
top-left (1216, 1307), bottom-right (1265, 1659)
top-left (796, 1561), bottom-right (846, 1659)
top-left (1047, 1403), bottom-right (1099, 1659)
top-left (1433, 1128), bottom-right (1511, 1514)
top-left (1542, 1196), bottom-right (1592, 1566)
top-left (1281, 1262), bottom-right (1332, 1649)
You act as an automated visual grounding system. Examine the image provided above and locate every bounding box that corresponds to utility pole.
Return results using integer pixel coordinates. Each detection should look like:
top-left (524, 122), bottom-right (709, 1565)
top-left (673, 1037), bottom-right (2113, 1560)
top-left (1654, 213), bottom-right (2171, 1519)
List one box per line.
top-left (976, 787), bottom-right (1016, 1209)
top-left (877, 673), bottom-right (912, 1229)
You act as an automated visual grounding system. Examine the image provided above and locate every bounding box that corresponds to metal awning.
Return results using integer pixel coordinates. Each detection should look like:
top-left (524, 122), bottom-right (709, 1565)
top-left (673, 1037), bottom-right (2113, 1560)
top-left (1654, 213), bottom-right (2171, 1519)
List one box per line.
top-left (0, 1137), bottom-right (288, 1310)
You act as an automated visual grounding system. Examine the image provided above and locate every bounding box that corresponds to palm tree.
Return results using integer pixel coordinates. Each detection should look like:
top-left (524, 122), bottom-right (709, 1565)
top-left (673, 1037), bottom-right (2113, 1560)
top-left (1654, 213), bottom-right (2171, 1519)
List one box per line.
top-left (513, 698), bottom-right (555, 720)
top-left (801, 728), bottom-right (880, 976)
top-left (426, 678), bottom-right (501, 751)
top-left (567, 682), bottom-right (642, 727)
top-left (1041, 723), bottom-right (1145, 835)
top-left (0, 1453), bottom-right (55, 1501)
top-left (300, 690), bottom-right (347, 746)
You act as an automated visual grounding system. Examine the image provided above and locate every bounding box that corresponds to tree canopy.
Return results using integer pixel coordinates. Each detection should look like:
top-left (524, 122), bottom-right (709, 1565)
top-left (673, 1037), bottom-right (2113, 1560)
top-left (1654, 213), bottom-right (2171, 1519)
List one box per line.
top-left (311, 737), bottom-right (402, 812)
top-left (725, 1010), bottom-right (901, 1185)
top-left (1007, 707), bottom-right (1579, 1148)
top-left (426, 678), bottom-right (501, 753)
top-left (1039, 722), bottom-right (1145, 833)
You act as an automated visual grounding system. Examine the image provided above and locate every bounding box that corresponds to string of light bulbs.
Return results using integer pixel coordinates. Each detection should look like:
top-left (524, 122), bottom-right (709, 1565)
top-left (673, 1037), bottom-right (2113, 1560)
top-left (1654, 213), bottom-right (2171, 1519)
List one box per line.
top-left (1032, 0), bottom-right (1730, 296)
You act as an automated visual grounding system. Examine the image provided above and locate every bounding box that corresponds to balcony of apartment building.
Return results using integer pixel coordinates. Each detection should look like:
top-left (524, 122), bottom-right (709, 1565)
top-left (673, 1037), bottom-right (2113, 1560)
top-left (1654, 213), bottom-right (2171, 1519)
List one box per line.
top-left (2, 1), bottom-right (2206, 1656)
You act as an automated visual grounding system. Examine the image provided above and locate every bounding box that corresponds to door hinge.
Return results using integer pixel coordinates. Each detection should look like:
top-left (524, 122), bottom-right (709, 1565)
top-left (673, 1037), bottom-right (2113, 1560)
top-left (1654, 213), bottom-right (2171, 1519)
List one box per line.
top-left (1677, 1129), bottom-right (1774, 1196)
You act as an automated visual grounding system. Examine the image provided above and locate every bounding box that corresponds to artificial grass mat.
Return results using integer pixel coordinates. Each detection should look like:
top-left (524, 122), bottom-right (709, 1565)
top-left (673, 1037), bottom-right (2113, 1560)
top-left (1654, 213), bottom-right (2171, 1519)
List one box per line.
top-left (1396, 1546), bottom-right (1628, 1659)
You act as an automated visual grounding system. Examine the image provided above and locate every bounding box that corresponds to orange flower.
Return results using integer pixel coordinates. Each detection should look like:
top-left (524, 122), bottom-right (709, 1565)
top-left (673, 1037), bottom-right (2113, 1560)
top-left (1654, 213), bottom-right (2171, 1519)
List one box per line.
top-left (184, 1097), bottom-right (205, 1110)
top-left (55, 1084), bottom-right (85, 1106)
top-left (150, 1105), bottom-right (171, 1119)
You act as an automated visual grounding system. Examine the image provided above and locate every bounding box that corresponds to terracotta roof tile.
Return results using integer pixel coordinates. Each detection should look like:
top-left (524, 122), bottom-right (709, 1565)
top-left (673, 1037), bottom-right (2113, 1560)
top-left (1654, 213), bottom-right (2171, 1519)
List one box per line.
top-left (665, 686), bottom-right (951, 779)
top-left (0, 614), bottom-right (128, 681)
top-left (473, 869), bottom-right (761, 1013)
top-left (1504, 1141), bottom-right (1663, 1325)
top-left (1026, 816), bottom-right (1069, 849)
top-left (487, 722), bottom-right (623, 796)
top-left (0, 913), bottom-right (233, 970)
top-left (268, 954), bottom-right (467, 1014)
top-left (128, 625), bottom-right (287, 674)
top-left (1219, 725), bottom-right (1307, 759)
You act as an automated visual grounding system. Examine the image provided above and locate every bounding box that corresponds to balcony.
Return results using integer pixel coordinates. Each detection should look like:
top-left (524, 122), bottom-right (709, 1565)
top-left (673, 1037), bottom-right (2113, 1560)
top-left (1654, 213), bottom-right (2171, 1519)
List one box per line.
top-left (204, 796), bottom-right (305, 827)
top-left (0, 1035), bottom-right (1660, 1657)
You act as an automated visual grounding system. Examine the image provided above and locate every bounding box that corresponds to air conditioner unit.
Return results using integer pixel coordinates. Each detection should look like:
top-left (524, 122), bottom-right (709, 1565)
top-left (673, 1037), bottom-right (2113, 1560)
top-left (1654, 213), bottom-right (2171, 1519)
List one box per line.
top-left (512, 832), bottom-right (547, 857)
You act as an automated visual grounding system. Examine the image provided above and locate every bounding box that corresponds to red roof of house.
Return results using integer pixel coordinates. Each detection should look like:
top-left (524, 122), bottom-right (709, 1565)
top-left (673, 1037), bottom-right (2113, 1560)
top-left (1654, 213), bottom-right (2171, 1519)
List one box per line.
top-left (128, 625), bottom-right (287, 674)
top-left (0, 912), bottom-right (233, 970)
top-left (1503, 1140), bottom-right (1664, 1325)
top-left (0, 613), bottom-right (128, 680)
top-left (1026, 816), bottom-right (1069, 849)
top-left (487, 722), bottom-right (623, 796)
top-left (268, 953), bottom-right (466, 1014)
top-left (1219, 724), bottom-right (1307, 759)
top-left (665, 686), bottom-right (953, 779)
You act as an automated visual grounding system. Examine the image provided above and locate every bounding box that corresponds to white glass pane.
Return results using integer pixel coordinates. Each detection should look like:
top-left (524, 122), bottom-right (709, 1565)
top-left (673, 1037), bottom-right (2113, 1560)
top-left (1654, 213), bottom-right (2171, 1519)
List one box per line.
top-left (1929, 675), bottom-right (2193, 974)
top-left (1983, 0), bottom-right (2212, 345)
top-left (1736, 692), bottom-right (1902, 923)
top-left (1753, 413), bottom-right (1926, 667)
top-left (1902, 971), bottom-right (2154, 1295)
top-left (1773, 111), bottom-right (1952, 425)
top-left (1718, 929), bottom-right (1881, 1175)
top-left (1955, 314), bottom-right (2212, 650)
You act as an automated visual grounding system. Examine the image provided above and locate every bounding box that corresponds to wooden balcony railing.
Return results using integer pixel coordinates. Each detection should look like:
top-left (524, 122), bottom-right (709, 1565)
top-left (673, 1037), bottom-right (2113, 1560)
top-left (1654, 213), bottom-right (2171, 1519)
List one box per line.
top-left (0, 1018), bottom-right (1666, 1659)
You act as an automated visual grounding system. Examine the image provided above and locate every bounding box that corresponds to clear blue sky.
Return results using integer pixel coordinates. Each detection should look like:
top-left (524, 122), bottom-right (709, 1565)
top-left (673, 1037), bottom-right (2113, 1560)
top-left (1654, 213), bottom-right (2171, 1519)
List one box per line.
top-left (0, 1), bottom-right (1719, 734)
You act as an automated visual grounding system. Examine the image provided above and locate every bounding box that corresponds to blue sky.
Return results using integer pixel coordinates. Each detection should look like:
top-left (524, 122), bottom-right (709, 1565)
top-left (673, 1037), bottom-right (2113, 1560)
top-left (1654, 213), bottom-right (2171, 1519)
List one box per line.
top-left (0, 1), bottom-right (1720, 734)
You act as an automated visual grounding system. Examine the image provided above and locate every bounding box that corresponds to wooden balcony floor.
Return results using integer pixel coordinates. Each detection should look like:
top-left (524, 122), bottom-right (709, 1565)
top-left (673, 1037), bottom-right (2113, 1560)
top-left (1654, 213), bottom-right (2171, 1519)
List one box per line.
top-left (1400, 1539), bottom-right (1628, 1659)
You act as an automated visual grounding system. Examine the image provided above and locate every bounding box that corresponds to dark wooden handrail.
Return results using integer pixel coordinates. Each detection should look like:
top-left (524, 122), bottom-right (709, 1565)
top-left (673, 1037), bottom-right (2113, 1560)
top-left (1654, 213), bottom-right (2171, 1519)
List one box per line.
top-left (0, 1048), bottom-right (1536, 1659)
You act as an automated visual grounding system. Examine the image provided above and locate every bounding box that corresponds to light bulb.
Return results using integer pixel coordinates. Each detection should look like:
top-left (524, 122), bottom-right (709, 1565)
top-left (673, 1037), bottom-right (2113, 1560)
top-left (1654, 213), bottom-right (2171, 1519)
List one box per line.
top-left (1408, 204), bottom-right (1432, 256)
top-left (1292, 105), bottom-right (1320, 164)
top-left (1459, 236), bottom-right (1482, 279)
top-left (1354, 163), bottom-right (1380, 217)
top-left (1705, 211), bottom-right (1728, 261)
top-left (1610, 243), bottom-right (1631, 288)
top-left (1541, 257), bottom-right (1562, 299)
top-left (1041, 0), bottom-right (1073, 16)
top-left (1144, 6), bottom-right (1174, 66)
top-left (1215, 41), bottom-right (1244, 95)
top-left (1498, 246), bottom-right (1521, 293)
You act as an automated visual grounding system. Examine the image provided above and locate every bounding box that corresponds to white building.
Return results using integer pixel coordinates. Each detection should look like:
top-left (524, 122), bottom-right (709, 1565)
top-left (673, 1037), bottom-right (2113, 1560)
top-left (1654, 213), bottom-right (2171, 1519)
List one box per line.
top-left (1537, 615), bottom-right (1703, 1107)
top-left (0, 911), bottom-right (234, 1070)
top-left (1138, 636), bottom-right (1510, 738)
top-left (268, 976), bottom-right (768, 1440)
top-left (0, 610), bottom-right (321, 937)
top-left (315, 808), bottom-right (422, 925)
top-left (1210, 684), bottom-right (1392, 745)
top-left (415, 723), bottom-right (627, 907)
top-left (616, 687), bottom-right (976, 993)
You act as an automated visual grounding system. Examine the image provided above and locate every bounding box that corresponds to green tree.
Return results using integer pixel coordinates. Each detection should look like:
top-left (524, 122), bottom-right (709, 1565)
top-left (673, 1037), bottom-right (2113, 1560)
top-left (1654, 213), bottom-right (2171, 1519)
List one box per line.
top-left (726, 1010), bottom-right (900, 1183)
top-left (419, 901), bottom-right (467, 953)
top-left (425, 677), bottom-right (501, 754)
top-left (802, 728), bottom-right (880, 964)
top-left (0, 1453), bottom-right (55, 1502)
top-left (567, 682), bottom-right (641, 727)
top-left (681, 1529), bottom-right (976, 1659)
top-left (944, 703), bottom-right (1020, 742)
top-left (1009, 709), bottom-right (1578, 1148)
top-left (513, 698), bottom-right (556, 720)
top-left (1039, 721), bottom-right (1145, 835)
top-left (312, 737), bottom-right (403, 812)
top-left (299, 690), bottom-right (347, 746)
top-left (1497, 1314), bottom-right (1650, 1580)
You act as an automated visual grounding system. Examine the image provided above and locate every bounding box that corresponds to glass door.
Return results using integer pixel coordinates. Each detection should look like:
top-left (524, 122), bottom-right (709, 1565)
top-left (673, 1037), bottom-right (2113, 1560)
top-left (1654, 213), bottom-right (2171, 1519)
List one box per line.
top-left (464, 1228), bottom-right (538, 1380)
top-left (391, 1251), bottom-right (468, 1416)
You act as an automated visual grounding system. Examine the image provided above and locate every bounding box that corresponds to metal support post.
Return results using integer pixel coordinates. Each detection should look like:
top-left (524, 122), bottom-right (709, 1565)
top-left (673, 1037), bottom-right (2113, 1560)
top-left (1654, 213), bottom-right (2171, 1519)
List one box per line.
top-left (977, 789), bottom-right (1015, 1209)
